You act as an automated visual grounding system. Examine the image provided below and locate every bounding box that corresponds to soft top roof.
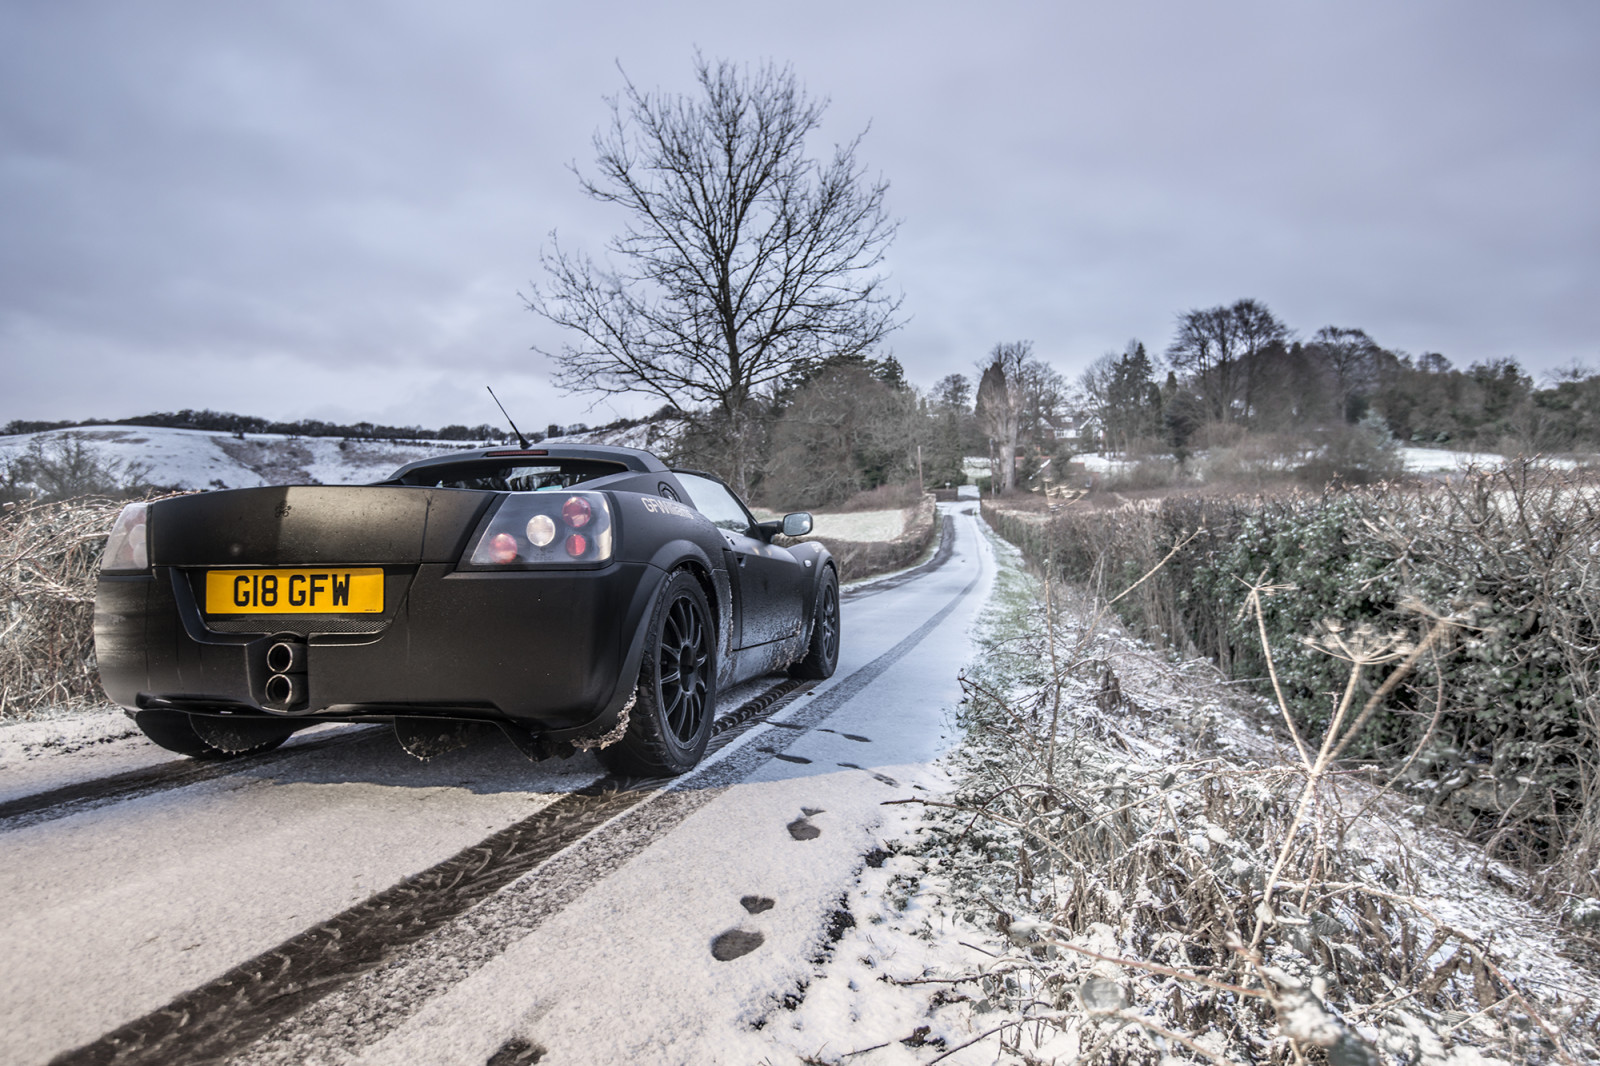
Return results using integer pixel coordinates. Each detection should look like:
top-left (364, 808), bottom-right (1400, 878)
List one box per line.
top-left (384, 443), bottom-right (668, 483)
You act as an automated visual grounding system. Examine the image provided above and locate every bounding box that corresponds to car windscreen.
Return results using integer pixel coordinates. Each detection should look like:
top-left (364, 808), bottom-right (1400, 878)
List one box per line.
top-left (396, 459), bottom-right (629, 491)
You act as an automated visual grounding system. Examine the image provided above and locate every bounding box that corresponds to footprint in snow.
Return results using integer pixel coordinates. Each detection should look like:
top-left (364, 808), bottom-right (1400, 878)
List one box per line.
top-left (710, 928), bottom-right (764, 961)
top-left (819, 728), bottom-right (872, 743)
top-left (486, 1037), bottom-right (545, 1064)
top-left (787, 812), bottom-right (822, 840)
top-left (755, 745), bottom-right (812, 764)
top-left (836, 762), bottom-right (900, 787)
top-left (741, 895), bottom-right (776, 914)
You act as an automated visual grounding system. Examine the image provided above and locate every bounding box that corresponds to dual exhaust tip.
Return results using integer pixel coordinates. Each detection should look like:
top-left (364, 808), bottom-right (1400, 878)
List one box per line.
top-left (264, 639), bottom-right (307, 710)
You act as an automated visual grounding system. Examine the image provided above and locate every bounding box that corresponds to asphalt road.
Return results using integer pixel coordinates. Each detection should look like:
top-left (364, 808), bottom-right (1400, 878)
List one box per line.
top-left (0, 502), bottom-right (995, 1066)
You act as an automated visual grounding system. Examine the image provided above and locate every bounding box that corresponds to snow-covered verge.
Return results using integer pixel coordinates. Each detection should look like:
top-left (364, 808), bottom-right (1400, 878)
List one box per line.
top-left (779, 526), bottom-right (1600, 1064)
top-left (1068, 446), bottom-right (1595, 479)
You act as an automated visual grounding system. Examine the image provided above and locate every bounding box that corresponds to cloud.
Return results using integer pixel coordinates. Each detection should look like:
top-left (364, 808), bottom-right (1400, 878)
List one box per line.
top-left (2, 0), bottom-right (1596, 428)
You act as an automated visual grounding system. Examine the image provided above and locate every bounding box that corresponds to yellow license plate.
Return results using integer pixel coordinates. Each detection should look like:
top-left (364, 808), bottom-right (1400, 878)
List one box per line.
top-left (206, 568), bottom-right (384, 614)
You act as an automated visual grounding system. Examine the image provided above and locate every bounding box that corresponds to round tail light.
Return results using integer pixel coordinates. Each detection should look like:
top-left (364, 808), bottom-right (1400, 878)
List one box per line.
top-left (561, 496), bottom-right (593, 528)
top-left (565, 533), bottom-right (588, 557)
top-left (525, 513), bottom-right (557, 547)
top-left (486, 532), bottom-right (519, 564)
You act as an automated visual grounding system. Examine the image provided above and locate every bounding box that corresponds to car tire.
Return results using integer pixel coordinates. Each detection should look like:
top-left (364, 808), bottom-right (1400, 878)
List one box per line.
top-left (137, 704), bottom-right (278, 755)
top-left (600, 569), bottom-right (717, 776)
top-left (789, 567), bottom-right (840, 680)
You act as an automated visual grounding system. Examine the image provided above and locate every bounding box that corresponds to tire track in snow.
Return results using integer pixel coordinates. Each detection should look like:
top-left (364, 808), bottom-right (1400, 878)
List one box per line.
top-left (235, 545), bottom-right (983, 1066)
top-left (43, 680), bottom-right (805, 1066)
top-left (0, 726), bottom-right (384, 832)
top-left (50, 515), bottom-right (979, 1066)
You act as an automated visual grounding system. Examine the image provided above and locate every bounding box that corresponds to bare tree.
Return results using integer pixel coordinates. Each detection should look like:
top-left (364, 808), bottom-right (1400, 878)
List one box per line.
top-left (976, 342), bottom-right (1029, 494)
top-left (1231, 298), bottom-right (1290, 419)
top-left (1077, 352), bottom-right (1118, 446)
top-left (1166, 299), bottom-right (1288, 424)
top-left (527, 56), bottom-right (902, 492)
top-left (1167, 306), bottom-right (1240, 423)
top-left (1306, 325), bottom-right (1380, 423)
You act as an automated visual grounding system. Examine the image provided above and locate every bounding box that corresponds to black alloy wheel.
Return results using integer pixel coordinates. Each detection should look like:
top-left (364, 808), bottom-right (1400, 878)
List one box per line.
top-left (658, 590), bottom-right (712, 744)
top-left (600, 570), bottom-right (717, 776)
top-left (790, 568), bottom-right (840, 680)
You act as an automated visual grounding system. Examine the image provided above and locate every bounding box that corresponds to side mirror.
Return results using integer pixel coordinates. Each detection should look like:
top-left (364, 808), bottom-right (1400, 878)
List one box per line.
top-left (781, 512), bottom-right (813, 537)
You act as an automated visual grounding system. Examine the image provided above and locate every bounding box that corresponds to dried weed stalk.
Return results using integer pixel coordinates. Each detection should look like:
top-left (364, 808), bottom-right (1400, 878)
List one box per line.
top-left (0, 496), bottom-right (126, 717)
top-left (901, 531), bottom-right (1599, 1064)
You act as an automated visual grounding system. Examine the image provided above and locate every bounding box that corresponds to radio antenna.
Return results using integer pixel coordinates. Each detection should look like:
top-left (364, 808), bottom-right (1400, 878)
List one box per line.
top-left (485, 386), bottom-right (531, 449)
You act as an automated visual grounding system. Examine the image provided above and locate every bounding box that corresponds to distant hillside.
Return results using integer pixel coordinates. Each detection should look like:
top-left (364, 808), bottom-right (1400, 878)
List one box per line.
top-left (0, 417), bottom-right (686, 493)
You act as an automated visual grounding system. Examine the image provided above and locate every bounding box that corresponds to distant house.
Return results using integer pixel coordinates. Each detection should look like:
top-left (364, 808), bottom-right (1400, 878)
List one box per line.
top-left (1039, 413), bottom-right (1102, 448)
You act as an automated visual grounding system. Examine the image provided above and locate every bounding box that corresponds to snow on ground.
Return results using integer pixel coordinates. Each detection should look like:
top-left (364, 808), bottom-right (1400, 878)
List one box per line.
top-left (0, 425), bottom-right (467, 490)
top-left (748, 508), bottom-right (909, 543)
top-left (1064, 446), bottom-right (1593, 478)
top-left (1399, 446), bottom-right (1585, 472)
top-left (813, 509), bottom-right (907, 542)
top-left (1073, 453), bottom-right (1134, 474)
top-left (8, 501), bottom-right (1592, 1063)
top-left (0, 419), bottom-right (697, 494)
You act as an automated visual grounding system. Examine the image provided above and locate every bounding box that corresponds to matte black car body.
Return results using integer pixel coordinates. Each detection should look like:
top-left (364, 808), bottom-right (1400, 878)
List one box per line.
top-left (93, 444), bottom-right (835, 763)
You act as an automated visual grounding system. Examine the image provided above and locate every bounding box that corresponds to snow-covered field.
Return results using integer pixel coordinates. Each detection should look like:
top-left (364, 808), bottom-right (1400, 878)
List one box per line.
top-left (811, 509), bottom-right (907, 542)
top-left (0, 425), bottom-right (469, 490)
top-left (1069, 446), bottom-right (1590, 478)
top-left (0, 420), bottom-right (686, 493)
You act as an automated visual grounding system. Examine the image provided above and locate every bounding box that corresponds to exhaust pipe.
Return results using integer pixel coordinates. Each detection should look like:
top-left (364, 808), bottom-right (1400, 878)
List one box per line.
top-left (266, 640), bottom-right (307, 674)
top-left (263, 672), bottom-right (304, 709)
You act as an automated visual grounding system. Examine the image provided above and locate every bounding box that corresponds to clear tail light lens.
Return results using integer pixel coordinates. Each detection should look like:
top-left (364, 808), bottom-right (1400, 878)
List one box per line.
top-left (101, 502), bottom-right (151, 572)
top-left (463, 491), bottom-right (613, 569)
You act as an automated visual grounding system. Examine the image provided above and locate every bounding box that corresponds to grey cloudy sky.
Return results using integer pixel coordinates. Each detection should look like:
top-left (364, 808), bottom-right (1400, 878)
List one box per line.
top-left (2, 1), bottom-right (1596, 431)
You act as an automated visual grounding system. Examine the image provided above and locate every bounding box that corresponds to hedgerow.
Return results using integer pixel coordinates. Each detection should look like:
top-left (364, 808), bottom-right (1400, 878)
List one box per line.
top-left (984, 465), bottom-right (1600, 903)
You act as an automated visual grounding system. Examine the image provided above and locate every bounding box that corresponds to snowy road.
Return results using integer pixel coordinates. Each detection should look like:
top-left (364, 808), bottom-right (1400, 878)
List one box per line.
top-left (0, 502), bottom-right (996, 1066)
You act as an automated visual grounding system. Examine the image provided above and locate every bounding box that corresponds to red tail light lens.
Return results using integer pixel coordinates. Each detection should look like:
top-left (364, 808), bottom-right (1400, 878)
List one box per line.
top-left (561, 496), bottom-right (592, 528)
top-left (565, 533), bottom-right (588, 557)
top-left (486, 533), bottom-right (519, 564)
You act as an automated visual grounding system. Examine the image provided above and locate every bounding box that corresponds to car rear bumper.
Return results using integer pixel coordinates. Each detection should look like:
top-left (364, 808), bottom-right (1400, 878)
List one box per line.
top-left (93, 561), bottom-right (660, 739)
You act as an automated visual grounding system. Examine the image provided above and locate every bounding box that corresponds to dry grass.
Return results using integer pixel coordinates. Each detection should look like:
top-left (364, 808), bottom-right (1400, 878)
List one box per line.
top-left (828, 479), bottom-right (929, 513)
top-left (0, 496), bottom-right (126, 718)
top-left (909, 535), bottom-right (1600, 1063)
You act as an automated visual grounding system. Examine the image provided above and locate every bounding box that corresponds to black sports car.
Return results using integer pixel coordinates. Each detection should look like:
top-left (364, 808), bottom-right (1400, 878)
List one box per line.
top-left (93, 444), bottom-right (839, 775)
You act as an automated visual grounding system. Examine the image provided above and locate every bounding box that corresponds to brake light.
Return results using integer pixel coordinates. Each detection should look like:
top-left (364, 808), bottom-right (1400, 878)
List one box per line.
top-left (561, 495), bottom-right (592, 528)
top-left (566, 533), bottom-right (587, 557)
top-left (101, 502), bottom-right (151, 572)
